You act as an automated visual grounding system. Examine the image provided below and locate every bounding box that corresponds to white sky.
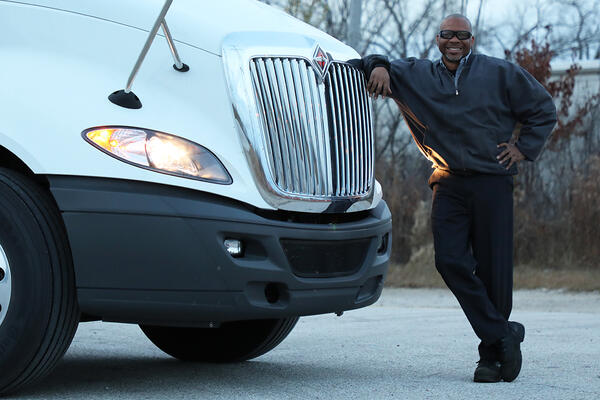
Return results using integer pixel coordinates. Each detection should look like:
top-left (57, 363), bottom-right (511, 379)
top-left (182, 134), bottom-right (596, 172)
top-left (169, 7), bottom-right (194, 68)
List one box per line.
top-left (464, 0), bottom-right (599, 60)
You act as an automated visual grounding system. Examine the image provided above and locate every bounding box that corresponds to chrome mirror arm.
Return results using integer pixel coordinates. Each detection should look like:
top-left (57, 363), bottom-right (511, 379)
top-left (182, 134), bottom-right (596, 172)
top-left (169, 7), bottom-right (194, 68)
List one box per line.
top-left (109, 0), bottom-right (189, 109)
top-left (161, 19), bottom-right (189, 72)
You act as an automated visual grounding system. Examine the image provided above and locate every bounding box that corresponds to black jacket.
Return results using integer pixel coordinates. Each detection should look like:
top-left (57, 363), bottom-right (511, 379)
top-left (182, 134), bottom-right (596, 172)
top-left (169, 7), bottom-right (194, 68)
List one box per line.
top-left (351, 54), bottom-right (557, 175)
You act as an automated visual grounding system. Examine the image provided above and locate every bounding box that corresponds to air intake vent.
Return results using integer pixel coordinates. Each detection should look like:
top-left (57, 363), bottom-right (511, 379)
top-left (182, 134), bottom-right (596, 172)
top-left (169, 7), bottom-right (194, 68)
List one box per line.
top-left (281, 238), bottom-right (372, 278)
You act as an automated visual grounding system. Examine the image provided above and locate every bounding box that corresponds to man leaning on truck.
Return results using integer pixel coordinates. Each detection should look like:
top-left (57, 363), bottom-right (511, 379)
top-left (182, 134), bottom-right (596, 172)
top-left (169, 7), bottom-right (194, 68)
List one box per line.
top-left (350, 14), bottom-right (556, 382)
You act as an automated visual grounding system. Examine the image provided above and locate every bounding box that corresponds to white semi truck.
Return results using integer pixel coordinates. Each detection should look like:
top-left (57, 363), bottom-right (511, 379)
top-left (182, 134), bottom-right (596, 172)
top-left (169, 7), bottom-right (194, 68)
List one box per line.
top-left (0, 0), bottom-right (391, 393)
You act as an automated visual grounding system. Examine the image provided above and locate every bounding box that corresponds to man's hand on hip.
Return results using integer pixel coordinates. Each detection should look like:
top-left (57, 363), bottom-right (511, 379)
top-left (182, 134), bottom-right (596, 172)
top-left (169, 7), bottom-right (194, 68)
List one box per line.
top-left (497, 143), bottom-right (525, 169)
top-left (367, 67), bottom-right (392, 99)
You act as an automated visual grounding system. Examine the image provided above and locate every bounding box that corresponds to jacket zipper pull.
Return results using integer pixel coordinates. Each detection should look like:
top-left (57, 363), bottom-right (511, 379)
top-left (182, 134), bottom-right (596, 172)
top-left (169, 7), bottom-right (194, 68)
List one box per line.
top-left (455, 89), bottom-right (459, 96)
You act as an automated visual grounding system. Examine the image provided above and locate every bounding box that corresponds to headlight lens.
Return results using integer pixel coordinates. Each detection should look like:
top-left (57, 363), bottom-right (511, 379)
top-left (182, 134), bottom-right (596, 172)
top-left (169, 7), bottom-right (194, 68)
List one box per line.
top-left (83, 127), bottom-right (232, 184)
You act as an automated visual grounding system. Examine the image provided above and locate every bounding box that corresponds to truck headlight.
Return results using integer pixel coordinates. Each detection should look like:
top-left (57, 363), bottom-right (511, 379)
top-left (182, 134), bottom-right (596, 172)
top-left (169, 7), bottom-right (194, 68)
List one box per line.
top-left (83, 127), bottom-right (232, 184)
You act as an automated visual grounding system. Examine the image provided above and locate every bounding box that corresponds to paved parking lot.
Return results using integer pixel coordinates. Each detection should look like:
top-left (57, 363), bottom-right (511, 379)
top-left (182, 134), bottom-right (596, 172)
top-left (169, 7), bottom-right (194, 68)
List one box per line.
top-left (11, 288), bottom-right (600, 399)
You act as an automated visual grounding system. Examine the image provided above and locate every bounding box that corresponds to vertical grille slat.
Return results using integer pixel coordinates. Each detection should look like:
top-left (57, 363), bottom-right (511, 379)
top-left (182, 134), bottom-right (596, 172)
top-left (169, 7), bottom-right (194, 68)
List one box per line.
top-left (281, 59), bottom-right (308, 194)
top-left (346, 65), bottom-right (360, 195)
top-left (291, 60), bottom-right (317, 195)
top-left (307, 68), bottom-right (331, 194)
top-left (340, 65), bottom-right (352, 195)
top-left (272, 59), bottom-right (302, 192)
top-left (365, 91), bottom-right (375, 185)
top-left (353, 68), bottom-right (366, 192)
top-left (250, 57), bottom-right (372, 199)
top-left (330, 65), bottom-right (344, 196)
top-left (336, 65), bottom-right (350, 196)
top-left (264, 59), bottom-right (292, 191)
top-left (318, 79), bottom-right (334, 195)
top-left (250, 60), bottom-right (280, 185)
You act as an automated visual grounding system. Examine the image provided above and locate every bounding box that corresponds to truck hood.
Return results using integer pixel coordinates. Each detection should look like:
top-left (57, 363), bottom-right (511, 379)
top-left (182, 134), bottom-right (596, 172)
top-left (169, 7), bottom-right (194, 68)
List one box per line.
top-left (14, 0), bottom-right (357, 58)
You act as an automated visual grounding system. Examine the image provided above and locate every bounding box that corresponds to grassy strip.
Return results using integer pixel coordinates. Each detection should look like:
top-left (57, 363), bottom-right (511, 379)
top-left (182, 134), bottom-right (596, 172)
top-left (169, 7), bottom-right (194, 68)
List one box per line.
top-left (386, 262), bottom-right (600, 291)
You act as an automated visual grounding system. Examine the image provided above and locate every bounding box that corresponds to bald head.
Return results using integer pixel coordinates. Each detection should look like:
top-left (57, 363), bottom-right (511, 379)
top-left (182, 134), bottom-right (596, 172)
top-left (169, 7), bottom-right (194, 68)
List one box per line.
top-left (436, 14), bottom-right (474, 70)
top-left (440, 14), bottom-right (472, 32)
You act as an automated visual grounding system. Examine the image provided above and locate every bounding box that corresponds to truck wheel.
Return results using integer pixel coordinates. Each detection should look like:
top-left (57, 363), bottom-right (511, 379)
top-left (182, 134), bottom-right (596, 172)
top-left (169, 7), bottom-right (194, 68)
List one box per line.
top-left (140, 317), bottom-right (299, 362)
top-left (0, 169), bottom-right (79, 395)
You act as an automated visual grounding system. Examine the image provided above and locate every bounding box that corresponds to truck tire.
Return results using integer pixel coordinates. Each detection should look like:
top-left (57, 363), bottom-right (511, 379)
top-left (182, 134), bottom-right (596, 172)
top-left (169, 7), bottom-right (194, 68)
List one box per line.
top-left (0, 168), bottom-right (79, 395)
top-left (140, 317), bottom-right (299, 362)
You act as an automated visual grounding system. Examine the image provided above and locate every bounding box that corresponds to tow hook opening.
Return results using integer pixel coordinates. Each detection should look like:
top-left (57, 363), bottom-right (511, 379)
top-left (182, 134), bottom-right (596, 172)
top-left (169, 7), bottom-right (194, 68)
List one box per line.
top-left (245, 282), bottom-right (289, 308)
top-left (264, 283), bottom-right (280, 304)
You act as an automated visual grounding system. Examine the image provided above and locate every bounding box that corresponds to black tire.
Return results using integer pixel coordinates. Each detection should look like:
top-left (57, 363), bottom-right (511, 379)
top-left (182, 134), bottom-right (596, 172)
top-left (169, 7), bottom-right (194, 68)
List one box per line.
top-left (0, 168), bottom-right (79, 395)
top-left (140, 317), bottom-right (299, 362)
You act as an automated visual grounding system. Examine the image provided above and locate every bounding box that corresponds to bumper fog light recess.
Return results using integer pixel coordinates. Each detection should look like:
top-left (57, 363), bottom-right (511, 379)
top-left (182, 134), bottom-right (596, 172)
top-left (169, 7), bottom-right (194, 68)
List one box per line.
top-left (224, 239), bottom-right (244, 257)
top-left (377, 233), bottom-right (389, 255)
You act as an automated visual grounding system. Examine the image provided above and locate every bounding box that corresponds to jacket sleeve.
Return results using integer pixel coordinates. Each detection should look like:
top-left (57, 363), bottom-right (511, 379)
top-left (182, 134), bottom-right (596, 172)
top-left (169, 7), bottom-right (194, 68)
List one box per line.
top-left (507, 65), bottom-right (557, 161)
top-left (348, 54), bottom-right (390, 81)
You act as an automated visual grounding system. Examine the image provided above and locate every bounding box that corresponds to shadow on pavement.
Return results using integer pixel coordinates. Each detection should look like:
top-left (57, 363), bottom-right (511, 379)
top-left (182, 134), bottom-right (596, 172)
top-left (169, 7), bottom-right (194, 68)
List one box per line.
top-left (12, 354), bottom-right (379, 398)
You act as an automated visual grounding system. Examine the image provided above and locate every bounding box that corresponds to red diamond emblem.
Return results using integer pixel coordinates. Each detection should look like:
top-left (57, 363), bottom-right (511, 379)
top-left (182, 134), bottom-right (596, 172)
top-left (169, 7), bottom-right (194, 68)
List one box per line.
top-left (312, 45), bottom-right (330, 80)
top-left (315, 49), bottom-right (327, 68)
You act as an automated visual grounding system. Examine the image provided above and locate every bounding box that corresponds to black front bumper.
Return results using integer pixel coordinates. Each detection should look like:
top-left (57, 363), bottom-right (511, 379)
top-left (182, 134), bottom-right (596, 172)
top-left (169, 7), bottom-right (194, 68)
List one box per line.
top-left (49, 177), bottom-right (392, 326)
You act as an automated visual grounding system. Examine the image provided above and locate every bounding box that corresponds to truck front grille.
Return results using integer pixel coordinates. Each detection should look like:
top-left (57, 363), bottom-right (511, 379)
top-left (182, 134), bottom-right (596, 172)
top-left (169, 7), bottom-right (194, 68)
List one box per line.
top-left (250, 57), bottom-right (373, 198)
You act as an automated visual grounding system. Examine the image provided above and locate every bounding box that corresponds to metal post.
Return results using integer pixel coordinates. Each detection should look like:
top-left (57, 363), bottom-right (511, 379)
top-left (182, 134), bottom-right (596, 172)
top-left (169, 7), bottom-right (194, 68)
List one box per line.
top-left (125, 0), bottom-right (174, 93)
top-left (161, 19), bottom-right (185, 70)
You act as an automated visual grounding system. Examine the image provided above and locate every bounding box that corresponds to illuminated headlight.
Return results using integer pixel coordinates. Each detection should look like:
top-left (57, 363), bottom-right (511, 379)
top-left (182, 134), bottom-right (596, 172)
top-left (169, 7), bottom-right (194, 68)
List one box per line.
top-left (83, 127), bottom-right (232, 184)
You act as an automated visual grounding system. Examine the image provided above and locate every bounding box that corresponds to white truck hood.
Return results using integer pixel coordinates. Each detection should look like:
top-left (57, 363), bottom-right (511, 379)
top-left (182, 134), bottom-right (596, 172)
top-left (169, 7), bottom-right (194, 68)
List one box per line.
top-left (14, 0), bottom-right (356, 57)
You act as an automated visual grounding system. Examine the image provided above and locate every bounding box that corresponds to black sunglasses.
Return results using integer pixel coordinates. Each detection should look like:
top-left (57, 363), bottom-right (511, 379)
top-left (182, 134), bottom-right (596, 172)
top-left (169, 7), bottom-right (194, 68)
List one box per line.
top-left (439, 30), bottom-right (472, 40)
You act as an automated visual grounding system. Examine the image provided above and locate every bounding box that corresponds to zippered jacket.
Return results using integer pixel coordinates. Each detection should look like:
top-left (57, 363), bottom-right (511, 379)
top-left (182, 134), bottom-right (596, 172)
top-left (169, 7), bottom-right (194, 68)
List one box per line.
top-left (350, 54), bottom-right (557, 175)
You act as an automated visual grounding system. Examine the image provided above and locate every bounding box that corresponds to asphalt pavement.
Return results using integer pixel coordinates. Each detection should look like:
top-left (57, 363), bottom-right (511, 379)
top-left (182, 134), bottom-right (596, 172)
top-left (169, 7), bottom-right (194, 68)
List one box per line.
top-left (9, 288), bottom-right (600, 400)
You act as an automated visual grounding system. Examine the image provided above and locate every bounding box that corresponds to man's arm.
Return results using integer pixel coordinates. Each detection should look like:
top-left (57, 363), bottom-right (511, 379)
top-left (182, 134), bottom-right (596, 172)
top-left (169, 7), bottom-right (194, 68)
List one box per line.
top-left (506, 65), bottom-right (557, 162)
top-left (348, 55), bottom-right (392, 99)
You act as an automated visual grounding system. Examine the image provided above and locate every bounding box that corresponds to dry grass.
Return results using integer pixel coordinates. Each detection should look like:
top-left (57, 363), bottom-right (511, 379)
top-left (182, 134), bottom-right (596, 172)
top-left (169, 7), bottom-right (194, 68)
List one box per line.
top-left (385, 244), bottom-right (600, 291)
top-left (385, 243), bottom-right (445, 288)
top-left (512, 266), bottom-right (600, 291)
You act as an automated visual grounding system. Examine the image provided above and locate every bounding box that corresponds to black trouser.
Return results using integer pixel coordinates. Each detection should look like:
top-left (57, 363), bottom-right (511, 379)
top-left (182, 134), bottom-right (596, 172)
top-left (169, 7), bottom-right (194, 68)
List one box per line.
top-left (429, 170), bottom-right (512, 358)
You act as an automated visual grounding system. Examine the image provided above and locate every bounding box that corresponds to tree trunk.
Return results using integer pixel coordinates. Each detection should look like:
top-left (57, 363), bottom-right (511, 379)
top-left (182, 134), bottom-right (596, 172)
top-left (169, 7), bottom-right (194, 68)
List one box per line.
top-left (348, 0), bottom-right (362, 51)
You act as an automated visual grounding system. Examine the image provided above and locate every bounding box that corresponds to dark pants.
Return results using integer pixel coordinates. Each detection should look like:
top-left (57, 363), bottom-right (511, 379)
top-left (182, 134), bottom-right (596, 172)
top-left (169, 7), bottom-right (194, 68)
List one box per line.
top-left (429, 170), bottom-right (512, 358)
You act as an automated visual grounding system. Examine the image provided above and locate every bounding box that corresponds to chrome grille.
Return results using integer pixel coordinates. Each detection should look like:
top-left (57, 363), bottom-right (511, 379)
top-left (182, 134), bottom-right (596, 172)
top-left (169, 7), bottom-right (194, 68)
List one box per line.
top-left (250, 57), bottom-right (373, 198)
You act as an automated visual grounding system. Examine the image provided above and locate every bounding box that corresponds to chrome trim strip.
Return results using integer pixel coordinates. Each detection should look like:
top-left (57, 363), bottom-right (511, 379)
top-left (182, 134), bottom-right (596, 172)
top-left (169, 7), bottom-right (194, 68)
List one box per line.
top-left (367, 91), bottom-right (374, 188)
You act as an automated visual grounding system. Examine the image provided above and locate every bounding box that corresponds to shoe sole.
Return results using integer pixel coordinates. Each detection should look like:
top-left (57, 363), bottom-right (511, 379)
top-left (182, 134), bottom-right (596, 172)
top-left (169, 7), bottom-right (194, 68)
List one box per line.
top-left (474, 376), bottom-right (501, 383)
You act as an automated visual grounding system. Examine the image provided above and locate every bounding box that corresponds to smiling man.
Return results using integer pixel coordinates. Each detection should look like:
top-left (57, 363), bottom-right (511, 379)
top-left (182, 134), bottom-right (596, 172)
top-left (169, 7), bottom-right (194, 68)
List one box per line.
top-left (350, 14), bottom-right (557, 382)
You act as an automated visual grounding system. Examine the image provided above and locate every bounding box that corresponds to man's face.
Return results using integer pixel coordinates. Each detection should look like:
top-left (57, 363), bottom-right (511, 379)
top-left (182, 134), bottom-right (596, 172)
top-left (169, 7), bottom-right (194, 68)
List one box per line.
top-left (436, 17), bottom-right (474, 64)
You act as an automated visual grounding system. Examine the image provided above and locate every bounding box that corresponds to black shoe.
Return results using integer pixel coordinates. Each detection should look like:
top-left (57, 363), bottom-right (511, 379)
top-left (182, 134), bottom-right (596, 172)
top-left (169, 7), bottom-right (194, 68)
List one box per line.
top-left (498, 321), bottom-right (525, 382)
top-left (474, 360), bottom-right (501, 383)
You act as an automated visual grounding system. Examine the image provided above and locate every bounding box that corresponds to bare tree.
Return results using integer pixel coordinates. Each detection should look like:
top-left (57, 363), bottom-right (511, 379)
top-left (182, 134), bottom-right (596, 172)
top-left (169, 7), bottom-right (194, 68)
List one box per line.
top-left (553, 0), bottom-right (600, 60)
top-left (483, 0), bottom-right (600, 60)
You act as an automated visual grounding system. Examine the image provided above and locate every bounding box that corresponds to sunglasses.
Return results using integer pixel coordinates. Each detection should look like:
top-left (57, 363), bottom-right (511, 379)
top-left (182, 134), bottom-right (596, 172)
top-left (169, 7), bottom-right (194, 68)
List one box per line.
top-left (439, 30), bottom-right (472, 40)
